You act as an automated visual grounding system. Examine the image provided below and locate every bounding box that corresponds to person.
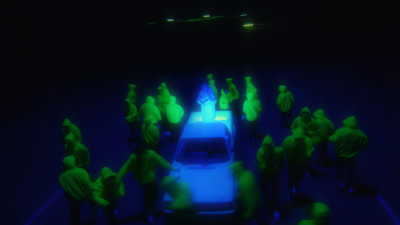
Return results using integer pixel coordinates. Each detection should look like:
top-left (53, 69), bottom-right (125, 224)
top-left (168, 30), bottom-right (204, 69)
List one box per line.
top-left (219, 89), bottom-right (230, 110)
top-left (59, 156), bottom-right (97, 225)
top-left (141, 118), bottom-right (161, 152)
top-left (160, 176), bottom-right (197, 225)
top-left (165, 95), bottom-right (184, 139)
top-left (126, 84), bottom-right (137, 104)
top-left (281, 127), bottom-right (314, 202)
top-left (157, 82), bottom-right (171, 116)
top-left (229, 161), bottom-right (263, 225)
top-left (329, 116), bottom-right (369, 194)
top-left (226, 78), bottom-right (239, 117)
top-left (62, 118), bottom-right (82, 143)
top-left (276, 85), bottom-right (294, 127)
top-left (298, 202), bottom-right (330, 225)
top-left (243, 92), bottom-right (262, 144)
top-left (209, 79), bottom-right (218, 103)
top-left (291, 107), bottom-right (320, 143)
top-left (256, 135), bottom-right (285, 220)
top-left (197, 83), bottom-right (217, 122)
top-left (118, 141), bottom-right (177, 224)
top-left (73, 143), bottom-right (91, 173)
top-left (93, 167), bottom-right (125, 225)
top-left (140, 96), bottom-right (162, 125)
top-left (313, 109), bottom-right (335, 171)
top-left (124, 97), bottom-right (140, 145)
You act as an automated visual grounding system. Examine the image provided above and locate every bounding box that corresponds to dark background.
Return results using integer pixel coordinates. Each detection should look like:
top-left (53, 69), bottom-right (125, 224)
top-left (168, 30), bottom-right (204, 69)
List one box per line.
top-left (2, 0), bottom-right (399, 224)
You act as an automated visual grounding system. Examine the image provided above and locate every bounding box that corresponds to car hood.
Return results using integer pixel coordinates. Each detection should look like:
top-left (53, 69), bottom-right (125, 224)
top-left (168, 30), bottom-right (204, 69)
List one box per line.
top-left (167, 162), bottom-right (236, 204)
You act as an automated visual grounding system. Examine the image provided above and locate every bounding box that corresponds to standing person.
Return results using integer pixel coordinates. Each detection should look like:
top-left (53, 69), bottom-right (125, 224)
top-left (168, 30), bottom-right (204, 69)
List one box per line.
top-left (125, 97), bottom-right (140, 145)
top-left (93, 167), bottom-right (125, 225)
top-left (243, 92), bottom-right (262, 144)
top-left (219, 89), bottom-right (230, 110)
top-left (157, 82), bottom-right (171, 116)
top-left (229, 161), bottom-right (263, 225)
top-left (126, 84), bottom-right (137, 104)
top-left (160, 176), bottom-right (197, 225)
top-left (59, 156), bottom-right (97, 225)
top-left (276, 85), bottom-right (295, 128)
top-left (313, 109), bottom-right (335, 171)
top-left (118, 141), bottom-right (177, 224)
top-left (281, 127), bottom-right (314, 202)
top-left (140, 96), bottom-right (162, 125)
top-left (329, 116), bottom-right (369, 194)
top-left (256, 135), bottom-right (285, 220)
top-left (209, 79), bottom-right (219, 103)
top-left (165, 96), bottom-right (185, 141)
top-left (226, 78), bottom-right (239, 117)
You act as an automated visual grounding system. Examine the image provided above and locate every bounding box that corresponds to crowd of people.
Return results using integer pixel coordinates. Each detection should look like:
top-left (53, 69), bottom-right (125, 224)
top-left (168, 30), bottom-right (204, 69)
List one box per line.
top-left (59, 74), bottom-right (369, 225)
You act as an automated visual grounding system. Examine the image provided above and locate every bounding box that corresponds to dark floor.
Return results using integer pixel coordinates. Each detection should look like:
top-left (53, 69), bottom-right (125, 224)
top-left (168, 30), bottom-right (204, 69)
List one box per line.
top-left (2, 4), bottom-right (400, 225)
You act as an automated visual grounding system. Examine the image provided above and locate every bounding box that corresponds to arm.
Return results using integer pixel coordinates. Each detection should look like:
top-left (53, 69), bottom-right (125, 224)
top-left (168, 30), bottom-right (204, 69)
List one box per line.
top-left (93, 179), bottom-right (109, 207)
top-left (151, 151), bottom-right (175, 171)
top-left (118, 154), bottom-right (134, 179)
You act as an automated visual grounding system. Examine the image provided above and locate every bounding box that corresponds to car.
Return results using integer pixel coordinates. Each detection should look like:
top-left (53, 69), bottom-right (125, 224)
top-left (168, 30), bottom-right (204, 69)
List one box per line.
top-left (163, 110), bottom-right (237, 214)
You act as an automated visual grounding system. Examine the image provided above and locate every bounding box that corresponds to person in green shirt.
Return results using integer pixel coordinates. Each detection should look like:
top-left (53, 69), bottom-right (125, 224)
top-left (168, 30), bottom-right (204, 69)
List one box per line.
top-left (329, 116), bottom-right (369, 193)
top-left (243, 92), bottom-right (262, 144)
top-left (313, 109), bottom-right (335, 171)
top-left (256, 135), bottom-right (285, 220)
top-left (59, 156), bottom-right (97, 225)
top-left (93, 167), bottom-right (125, 225)
top-left (276, 85), bottom-right (294, 128)
top-left (119, 141), bottom-right (177, 223)
top-left (165, 95), bottom-right (184, 141)
top-left (281, 127), bottom-right (314, 201)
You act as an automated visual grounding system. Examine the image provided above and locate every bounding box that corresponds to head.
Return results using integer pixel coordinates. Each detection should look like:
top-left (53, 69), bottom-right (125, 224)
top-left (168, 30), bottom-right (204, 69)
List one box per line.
top-left (160, 176), bottom-right (179, 195)
top-left (101, 167), bottom-right (118, 187)
top-left (300, 107), bottom-right (312, 123)
top-left (313, 109), bottom-right (326, 119)
top-left (62, 155), bottom-right (77, 171)
top-left (73, 143), bottom-right (90, 167)
top-left (128, 84), bottom-right (136, 90)
top-left (278, 85), bottom-right (287, 93)
top-left (229, 161), bottom-right (244, 179)
top-left (343, 116), bottom-right (358, 130)
top-left (261, 135), bottom-right (275, 159)
top-left (64, 133), bottom-right (78, 155)
top-left (226, 78), bottom-right (232, 85)
top-left (207, 73), bottom-right (213, 81)
top-left (311, 202), bottom-right (330, 225)
top-left (145, 96), bottom-right (155, 104)
top-left (245, 76), bottom-right (252, 83)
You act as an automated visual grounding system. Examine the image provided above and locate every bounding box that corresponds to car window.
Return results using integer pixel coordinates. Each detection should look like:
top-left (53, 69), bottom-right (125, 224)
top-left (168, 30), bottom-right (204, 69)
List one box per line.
top-left (177, 138), bottom-right (230, 164)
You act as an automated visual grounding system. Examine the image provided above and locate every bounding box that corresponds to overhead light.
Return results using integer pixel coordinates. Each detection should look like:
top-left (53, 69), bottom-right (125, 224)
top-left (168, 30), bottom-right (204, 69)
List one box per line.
top-left (167, 18), bottom-right (174, 22)
top-left (240, 13), bottom-right (247, 17)
top-left (243, 23), bottom-right (254, 28)
top-left (203, 14), bottom-right (210, 18)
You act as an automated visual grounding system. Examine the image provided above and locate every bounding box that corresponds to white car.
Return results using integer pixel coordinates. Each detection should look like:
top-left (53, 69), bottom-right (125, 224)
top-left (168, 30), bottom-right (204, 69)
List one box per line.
top-left (164, 111), bottom-right (237, 214)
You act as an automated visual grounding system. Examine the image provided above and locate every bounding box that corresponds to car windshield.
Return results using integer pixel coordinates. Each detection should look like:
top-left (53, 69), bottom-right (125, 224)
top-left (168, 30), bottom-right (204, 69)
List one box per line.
top-left (177, 138), bottom-right (230, 164)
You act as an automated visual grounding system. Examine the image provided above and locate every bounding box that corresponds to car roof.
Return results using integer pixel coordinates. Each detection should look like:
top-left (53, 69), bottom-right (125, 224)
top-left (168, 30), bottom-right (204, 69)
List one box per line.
top-left (181, 122), bottom-right (227, 139)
